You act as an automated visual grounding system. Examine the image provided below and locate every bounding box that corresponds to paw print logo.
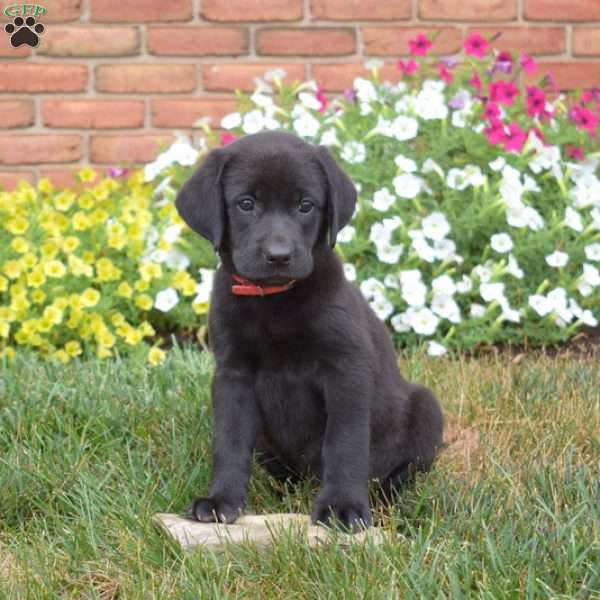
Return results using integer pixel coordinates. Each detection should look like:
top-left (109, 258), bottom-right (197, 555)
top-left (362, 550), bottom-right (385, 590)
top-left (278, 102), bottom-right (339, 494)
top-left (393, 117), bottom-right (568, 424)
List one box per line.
top-left (5, 16), bottom-right (45, 48)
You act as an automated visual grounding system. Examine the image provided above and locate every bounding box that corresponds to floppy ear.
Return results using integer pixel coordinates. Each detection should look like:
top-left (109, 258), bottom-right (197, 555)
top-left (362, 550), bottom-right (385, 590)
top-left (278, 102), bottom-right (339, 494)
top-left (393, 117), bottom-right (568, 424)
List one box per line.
top-left (315, 146), bottom-right (357, 247)
top-left (175, 148), bottom-right (228, 249)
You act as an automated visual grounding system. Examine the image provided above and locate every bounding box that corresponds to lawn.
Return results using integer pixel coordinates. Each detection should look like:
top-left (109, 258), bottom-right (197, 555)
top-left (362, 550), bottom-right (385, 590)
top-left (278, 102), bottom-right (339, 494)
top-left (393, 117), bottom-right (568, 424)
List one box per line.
top-left (0, 348), bottom-right (598, 599)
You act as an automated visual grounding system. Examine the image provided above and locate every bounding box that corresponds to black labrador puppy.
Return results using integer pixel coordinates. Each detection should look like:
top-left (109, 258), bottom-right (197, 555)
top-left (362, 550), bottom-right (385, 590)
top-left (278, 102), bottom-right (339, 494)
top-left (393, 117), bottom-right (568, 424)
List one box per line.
top-left (176, 131), bottom-right (443, 530)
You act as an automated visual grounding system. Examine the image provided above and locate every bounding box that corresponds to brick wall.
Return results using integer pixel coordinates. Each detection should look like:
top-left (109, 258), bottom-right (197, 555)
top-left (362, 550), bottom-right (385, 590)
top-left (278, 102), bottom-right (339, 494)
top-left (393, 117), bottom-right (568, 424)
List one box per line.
top-left (0, 0), bottom-right (599, 189)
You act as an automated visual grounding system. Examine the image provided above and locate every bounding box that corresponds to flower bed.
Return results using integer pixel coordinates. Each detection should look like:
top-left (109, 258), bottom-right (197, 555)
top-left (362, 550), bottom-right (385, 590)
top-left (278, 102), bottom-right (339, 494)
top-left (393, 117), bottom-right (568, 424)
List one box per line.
top-left (2, 33), bottom-right (600, 362)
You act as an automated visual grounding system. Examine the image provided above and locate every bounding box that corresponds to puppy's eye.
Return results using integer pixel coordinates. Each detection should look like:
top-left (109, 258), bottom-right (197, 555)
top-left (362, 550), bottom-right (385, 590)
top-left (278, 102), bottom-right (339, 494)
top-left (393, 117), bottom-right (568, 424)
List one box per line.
top-left (237, 196), bottom-right (255, 212)
top-left (298, 198), bottom-right (314, 214)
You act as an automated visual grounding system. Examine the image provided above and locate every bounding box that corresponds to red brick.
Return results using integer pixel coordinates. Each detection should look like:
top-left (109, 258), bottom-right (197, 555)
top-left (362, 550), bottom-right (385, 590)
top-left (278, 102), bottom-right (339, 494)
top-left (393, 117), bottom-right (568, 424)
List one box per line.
top-left (39, 169), bottom-right (98, 188)
top-left (257, 28), bottom-right (355, 56)
top-left (148, 27), bottom-right (247, 56)
top-left (202, 63), bottom-right (306, 91)
top-left (38, 26), bottom-right (139, 56)
top-left (419, 0), bottom-right (517, 21)
top-left (573, 29), bottom-right (600, 56)
top-left (0, 171), bottom-right (34, 190)
top-left (0, 135), bottom-right (81, 165)
top-left (151, 98), bottom-right (238, 128)
top-left (525, 0), bottom-right (600, 21)
top-left (42, 100), bottom-right (145, 129)
top-left (96, 65), bottom-right (196, 93)
top-left (91, 0), bottom-right (192, 22)
top-left (526, 62), bottom-right (600, 90)
top-left (0, 32), bottom-right (31, 57)
top-left (202, 0), bottom-right (302, 21)
top-left (313, 63), bottom-right (402, 92)
top-left (0, 100), bottom-right (34, 128)
top-left (311, 0), bottom-right (410, 20)
top-left (91, 134), bottom-right (175, 164)
top-left (0, 64), bottom-right (87, 92)
top-left (363, 27), bottom-right (462, 57)
top-left (0, 1), bottom-right (80, 22)
top-left (466, 27), bottom-right (565, 56)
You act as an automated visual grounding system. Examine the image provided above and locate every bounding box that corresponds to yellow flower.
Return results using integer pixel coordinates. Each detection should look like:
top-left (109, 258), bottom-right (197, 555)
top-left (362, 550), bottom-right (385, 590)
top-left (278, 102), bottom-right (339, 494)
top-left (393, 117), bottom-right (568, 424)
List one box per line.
top-left (37, 317), bottom-right (53, 333)
top-left (134, 294), bottom-right (153, 311)
top-left (81, 288), bottom-right (101, 308)
top-left (37, 177), bottom-right (54, 194)
top-left (96, 258), bottom-right (121, 282)
top-left (92, 185), bottom-right (109, 202)
top-left (72, 212), bottom-right (91, 231)
top-left (148, 347), bottom-right (166, 366)
top-left (41, 241), bottom-right (60, 259)
top-left (78, 194), bottom-right (95, 210)
top-left (54, 297), bottom-right (69, 311)
top-left (0, 276), bottom-right (7, 292)
top-left (90, 208), bottom-right (109, 225)
top-left (65, 340), bottom-right (82, 357)
top-left (66, 311), bottom-right (83, 329)
top-left (3, 260), bottom-right (23, 280)
top-left (54, 191), bottom-right (76, 212)
top-left (97, 346), bottom-right (112, 359)
top-left (62, 236), bottom-right (80, 253)
top-left (5, 217), bottom-right (29, 235)
top-left (107, 222), bottom-right (125, 237)
top-left (139, 262), bottom-right (162, 282)
top-left (96, 329), bottom-right (115, 348)
top-left (22, 252), bottom-right (37, 268)
top-left (110, 312), bottom-right (126, 327)
top-left (68, 255), bottom-right (93, 278)
top-left (82, 251), bottom-right (95, 264)
top-left (117, 282), bottom-right (133, 298)
top-left (193, 301), bottom-right (209, 315)
top-left (77, 167), bottom-right (97, 183)
top-left (0, 307), bottom-right (15, 322)
top-left (43, 305), bottom-right (63, 325)
top-left (0, 322), bottom-right (9, 338)
top-left (134, 279), bottom-right (150, 292)
top-left (27, 269), bottom-right (46, 288)
top-left (11, 237), bottom-right (29, 254)
top-left (140, 321), bottom-right (155, 337)
top-left (182, 279), bottom-right (197, 297)
top-left (53, 349), bottom-right (70, 364)
top-left (10, 294), bottom-right (29, 312)
top-left (31, 289), bottom-right (46, 304)
top-left (69, 294), bottom-right (83, 310)
top-left (108, 234), bottom-right (126, 250)
top-left (44, 260), bottom-right (66, 278)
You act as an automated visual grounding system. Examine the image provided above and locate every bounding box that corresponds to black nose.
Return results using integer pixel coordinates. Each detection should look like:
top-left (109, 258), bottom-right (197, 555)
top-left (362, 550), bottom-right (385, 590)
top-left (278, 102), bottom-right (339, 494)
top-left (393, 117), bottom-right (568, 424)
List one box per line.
top-left (264, 241), bottom-right (292, 265)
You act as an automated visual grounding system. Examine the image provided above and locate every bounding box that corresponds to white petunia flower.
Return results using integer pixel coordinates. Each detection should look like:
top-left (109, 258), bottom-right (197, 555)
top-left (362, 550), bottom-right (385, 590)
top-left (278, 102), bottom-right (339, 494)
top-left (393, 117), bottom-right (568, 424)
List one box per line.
top-left (384, 274), bottom-right (399, 289)
top-left (584, 243), bottom-right (600, 261)
top-left (391, 115), bottom-right (419, 141)
top-left (393, 173), bottom-right (423, 199)
top-left (431, 294), bottom-right (461, 323)
top-left (422, 212), bottom-right (451, 241)
top-left (498, 297), bottom-right (521, 323)
top-left (472, 263), bottom-right (493, 283)
top-left (354, 77), bottom-right (378, 103)
top-left (529, 294), bottom-right (552, 317)
top-left (415, 88), bottom-right (448, 120)
top-left (343, 263), bottom-right (357, 282)
top-left (470, 303), bottom-right (486, 318)
top-left (490, 233), bottom-right (513, 254)
top-left (422, 158), bottom-right (444, 178)
top-left (376, 242), bottom-right (404, 264)
top-left (372, 187), bottom-right (396, 212)
top-left (320, 129), bottom-right (339, 146)
top-left (402, 280), bottom-right (427, 307)
top-left (507, 254), bottom-right (524, 279)
top-left (163, 224), bottom-right (182, 244)
top-left (446, 168), bottom-right (469, 191)
top-left (456, 275), bottom-right (473, 294)
top-left (298, 92), bottom-right (321, 111)
top-left (360, 277), bottom-right (385, 299)
top-left (394, 155), bottom-right (418, 173)
top-left (250, 92), bottom-right (273, 108)
top-left (370, 222), bottom-right (391, 246)
top-left (340, 141), bottom-right (366, 164)
top-left (433, 238), bottom-right (459, 262)
top-left (464, 165), bottom-right (485, 187)
top-left (337, 225), bottom-right (356, 243)
top-left (221, 112), bottom-right (242, 130)
top-left (489, 156), bottom-right (506, 171)
top-left (480, 282), bottom-right (505, 303)
top-left (427, 341), bottom-right (447, 357)
top-left (370, 293), bottom-right (394, 321)
top-left (155, 288), bottom-right (179, 313)
top-left (242, 109), bottom-right (266, 134)
top-left (545, 251), bottom-right (569, 268)
top-left (411, 237), bottom-right (436, 263)
top-left (293, 111), bottom-right (320, 138)
top-left (164, 248), bottom-right (190, 271)
top-left (409, 307), bottom-right (440, 336)
top-left (582, 263), bottom-right (600, 286)
top-left (432, 275), bottom-right (456, 296)
top-left (382, 216), bottom-right (402, 232)
top-left (399, 269), bottom-right (422, 286)
top-left (564, 207), bottom-right (583, 232)
top-left (391, 312), bottom-right (412, 333)
top-left (263, 68), bottom-right (287, 82)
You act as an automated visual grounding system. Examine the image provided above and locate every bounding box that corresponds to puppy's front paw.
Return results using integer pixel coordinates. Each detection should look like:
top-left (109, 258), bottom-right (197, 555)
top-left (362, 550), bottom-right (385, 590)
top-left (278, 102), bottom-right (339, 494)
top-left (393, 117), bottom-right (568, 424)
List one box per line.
top-left (312, 492), bottom-right (372, 532)
top-left (188, 496), bottom-right (242, 523)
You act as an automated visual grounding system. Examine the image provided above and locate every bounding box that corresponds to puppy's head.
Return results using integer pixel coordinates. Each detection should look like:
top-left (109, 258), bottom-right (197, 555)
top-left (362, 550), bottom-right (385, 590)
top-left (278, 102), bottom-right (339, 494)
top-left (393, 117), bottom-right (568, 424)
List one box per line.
top-left (176, 131), bottom-right (356, 284)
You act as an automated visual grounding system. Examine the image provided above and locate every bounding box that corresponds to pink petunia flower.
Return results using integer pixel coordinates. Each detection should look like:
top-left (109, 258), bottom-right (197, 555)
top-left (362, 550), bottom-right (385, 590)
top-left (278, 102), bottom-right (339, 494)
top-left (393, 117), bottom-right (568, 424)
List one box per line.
top-left (502, 122), bottom-right (527, 153)
top-left (437, 63), bottom-right (453, 83)
top-left (483, 102), bottom-right (501, 120)
top-left (494, 51), bottom-right (513, 75)
top-left (316, 88), bottom-right (329, 113)
top-left (409, 33), bottom-right (432, 56)
top-left (566, 145), bottom-right (585, 161)
top-left (489, 80), bottom-right (520, 106)
top-left (526, 86), bottom-right (548, 118)
top-left (484, 119), bottom-right (506, 146)
top-left (520, 53), bottom-right (538, 75)
top-left (529, 127), bottom-right (546, 143)
top-left (220, 132), bottom-right (238, 146)
top-left (570, 106), bottom-right (598, 134)
top-left (464, 33), bottom-right (489, 59)
top-left (396, 59), bottom-right (420, 75)
top-left (468, 73), bottom-right (482, 91)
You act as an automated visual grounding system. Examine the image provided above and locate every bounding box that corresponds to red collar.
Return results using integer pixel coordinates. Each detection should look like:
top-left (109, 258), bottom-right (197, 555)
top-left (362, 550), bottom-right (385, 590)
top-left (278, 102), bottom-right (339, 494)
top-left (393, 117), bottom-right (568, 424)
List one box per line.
top-left (231, 274), bottom-right (296, 296)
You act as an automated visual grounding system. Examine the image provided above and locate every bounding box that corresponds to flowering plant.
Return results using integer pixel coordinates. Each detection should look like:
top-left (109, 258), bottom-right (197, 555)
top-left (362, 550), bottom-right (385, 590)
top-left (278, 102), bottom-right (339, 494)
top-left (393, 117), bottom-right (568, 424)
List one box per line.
top-left (146, 32), bottom-right (600, 356)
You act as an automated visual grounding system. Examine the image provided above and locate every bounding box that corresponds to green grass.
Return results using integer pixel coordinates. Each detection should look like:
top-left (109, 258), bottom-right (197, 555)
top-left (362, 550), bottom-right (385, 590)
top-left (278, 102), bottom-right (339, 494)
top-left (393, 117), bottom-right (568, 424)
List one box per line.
top-left (0, 348), bottom-right (598, 599)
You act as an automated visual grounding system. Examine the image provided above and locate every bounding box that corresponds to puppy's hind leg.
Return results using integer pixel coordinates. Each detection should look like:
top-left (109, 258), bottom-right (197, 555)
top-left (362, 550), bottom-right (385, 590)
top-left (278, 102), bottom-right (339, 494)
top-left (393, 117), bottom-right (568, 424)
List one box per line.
top-left (380, 385), bottom-right (443, 503)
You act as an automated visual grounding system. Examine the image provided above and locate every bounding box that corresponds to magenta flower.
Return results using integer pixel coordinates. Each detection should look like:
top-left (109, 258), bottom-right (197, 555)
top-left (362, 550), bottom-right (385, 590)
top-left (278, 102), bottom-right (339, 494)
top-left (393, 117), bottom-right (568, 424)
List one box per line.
top-left (468, 73), bottom-right (482, 91)
top-left (494, 51), bottom-right (513, 75)
top-left (107, 167), bottom-right (128, 178)
top-left (520, 54), bottom-right (538, 75)
top-left (489, 80), bottom-right (520, 106)
top-left (437, 63), bottom-right (453, 83)
top-left (220, 132), bottom-right (238, 146)
top-left (502, 123), bottom-right (527, 153)
top-left (526, 86), bottom-right (548, 118)
top-left (464, 33), bottom-right (489, 59)
top-left (566, 145), bottom-right (585, 161)
top-left (409, 34), bottom-right (432, 57)
top-left (316, 88), bottom-right (329, 113)
top-left (484, 119), bottom-right (506, 146)
top-left (483, 102), bottom-right (501, 120)
top-left (397, 59), bottom-right (420, 75)
top-left (570, 106), bottom-right (598, 134)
